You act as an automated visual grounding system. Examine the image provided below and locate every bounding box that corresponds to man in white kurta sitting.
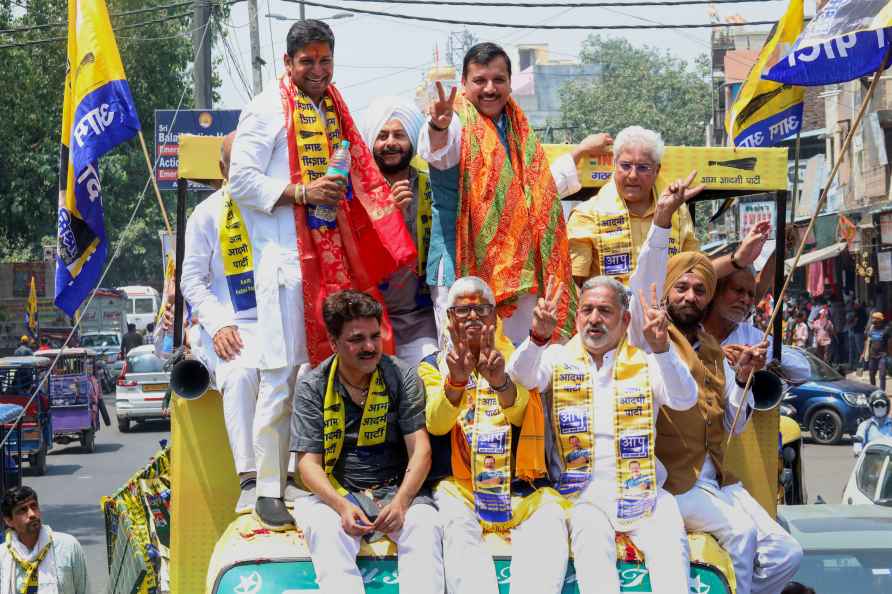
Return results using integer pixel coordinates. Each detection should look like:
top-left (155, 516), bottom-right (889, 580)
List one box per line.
top-left (182, 131), bottom-right (280, 515)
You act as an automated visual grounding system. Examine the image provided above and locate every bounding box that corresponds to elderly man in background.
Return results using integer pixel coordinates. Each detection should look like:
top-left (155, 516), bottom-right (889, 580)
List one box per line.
top-left (419, 276), bottom-right (564, 594)
top-left (180, 131), bottom-right (270, 515)
top-left (361, 97), bottom-right (438, 365)
top-left (419, 41), bottom-right (613, 344)
top-left (567, 125), bottom-right (767, 287)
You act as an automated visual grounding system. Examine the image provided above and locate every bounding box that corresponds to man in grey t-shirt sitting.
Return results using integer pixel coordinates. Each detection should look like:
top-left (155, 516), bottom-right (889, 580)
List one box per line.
top-left (290, 290), bottom-right (443, 594)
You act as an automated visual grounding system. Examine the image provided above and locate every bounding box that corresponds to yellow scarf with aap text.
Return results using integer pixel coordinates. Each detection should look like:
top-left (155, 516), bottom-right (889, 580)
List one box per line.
top-left (551, 335), bottom-right (657, 529)
top-left (322, 356), bottom-right (390, 495)
top-left (219, 184), bottom-right (257, 312)
top-left (6, 531), bottom-right (52, 594)
top-left (587, 178), bottom-right (682, 284)
top-left (293, 90), bottom-right (342, 227)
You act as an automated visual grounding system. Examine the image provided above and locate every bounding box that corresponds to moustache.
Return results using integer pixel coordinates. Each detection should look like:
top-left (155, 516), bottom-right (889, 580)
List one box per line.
top-left (584, 323), bottom-right (608, 334)
top-left (381, 146), bottom-right (406, 155)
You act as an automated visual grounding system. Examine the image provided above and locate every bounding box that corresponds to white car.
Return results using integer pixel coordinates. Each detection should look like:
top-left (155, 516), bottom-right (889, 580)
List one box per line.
top-left (115, 344), bottom-right (169, 432)
top-left (842, 436), bottom-right (892, 506)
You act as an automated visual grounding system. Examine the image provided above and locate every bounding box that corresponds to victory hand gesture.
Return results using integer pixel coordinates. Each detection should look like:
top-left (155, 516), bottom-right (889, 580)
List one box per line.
top-left (429, 81), bottom-right (457, 132)
top-left (654, 169), bottom-right (705, 229)
top-left (531, 275), bottom-right (563, 343)
top-left (477, 323), bottom-right (508, 388)
top-left (446, 320), bottom-right (475, 386)
top-left (639, 283), bottom-right (669, 353)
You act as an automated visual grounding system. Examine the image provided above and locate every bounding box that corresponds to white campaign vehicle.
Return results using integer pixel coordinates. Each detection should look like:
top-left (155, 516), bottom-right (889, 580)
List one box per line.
top-left (843, 436), bottom-right (892, 506)
top-left (114, 344), bottom-right (169, 432)
top-left (117, 285), bottom-right (161, 332)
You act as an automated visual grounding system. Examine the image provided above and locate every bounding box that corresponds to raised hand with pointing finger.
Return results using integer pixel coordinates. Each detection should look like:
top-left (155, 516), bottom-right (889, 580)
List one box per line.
top-left (653, 169), bottom-right (705, 229)
top-left (531, 275), bottom-right (563, 343)
top-left (638, 283), bottom-right (669, 354)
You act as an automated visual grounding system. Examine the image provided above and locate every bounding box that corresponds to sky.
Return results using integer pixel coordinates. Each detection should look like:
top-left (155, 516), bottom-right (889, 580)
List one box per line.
top-left (213, 0), bottom-right (820, 120)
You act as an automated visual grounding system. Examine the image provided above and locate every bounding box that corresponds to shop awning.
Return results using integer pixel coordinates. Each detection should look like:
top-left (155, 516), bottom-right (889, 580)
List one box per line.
top-left (784, 241), bottom-right (847, 274)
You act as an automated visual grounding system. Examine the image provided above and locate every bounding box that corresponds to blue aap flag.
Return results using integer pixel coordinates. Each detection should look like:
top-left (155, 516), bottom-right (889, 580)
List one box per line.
top-left (764, 0), bottom-right (892, 85)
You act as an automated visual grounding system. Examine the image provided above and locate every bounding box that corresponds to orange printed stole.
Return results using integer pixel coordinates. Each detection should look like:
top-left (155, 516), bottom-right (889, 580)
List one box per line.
top-left (455, 95), bottom-right (576, 339)
top-left (279, 77), bottom-right (417, 364)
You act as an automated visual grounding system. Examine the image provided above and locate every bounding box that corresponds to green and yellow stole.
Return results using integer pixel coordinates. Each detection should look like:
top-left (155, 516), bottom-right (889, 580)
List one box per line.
top-left (322, 357), bottom-right (390, 494)
top-left (551, 335), bottom-right (657, 528)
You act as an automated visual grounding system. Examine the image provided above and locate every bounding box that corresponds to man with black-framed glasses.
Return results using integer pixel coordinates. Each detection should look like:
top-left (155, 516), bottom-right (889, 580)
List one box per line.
top-left (419, 275), bottom-right (566, 594)
top-left (567, 125), bottom-right (766, 288)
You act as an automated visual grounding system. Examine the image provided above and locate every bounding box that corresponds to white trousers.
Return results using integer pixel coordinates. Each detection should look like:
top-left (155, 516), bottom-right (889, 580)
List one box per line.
top-left (292, 495), bottom-right (444, 594)
top-left (214, 360), bottom-right (260, 475)
top-left (432, 286), bottom-right (537, 347)
top-left (436, 488), bottom-right (569, 594)
top-left (676, 481), bottom-right (799, 594)
top-left (569, 488), bottom-right (689, 594)
top-left (725, 483), bottom-right (803, 594)
top-left (253, 365), bottom-right (298, 498)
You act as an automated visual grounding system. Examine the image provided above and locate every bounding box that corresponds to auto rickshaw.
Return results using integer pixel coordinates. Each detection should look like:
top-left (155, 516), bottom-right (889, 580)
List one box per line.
top-left (0, 356), bottom-right (52, 475)
top-left (0, 403), bottom-right (23, 495)
top-left (41, 348), bottom-right (110, 452)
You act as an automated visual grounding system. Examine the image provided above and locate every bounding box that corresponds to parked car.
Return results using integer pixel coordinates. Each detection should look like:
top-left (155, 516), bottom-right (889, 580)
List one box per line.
top-left (842, 436), bottom-right (892, 506)
top-left (781, 346), bottom-right (881, 445)
top-left (115, 345), bottom-right (169, 433)
top-left (777, 504), bottom-right (892, 593)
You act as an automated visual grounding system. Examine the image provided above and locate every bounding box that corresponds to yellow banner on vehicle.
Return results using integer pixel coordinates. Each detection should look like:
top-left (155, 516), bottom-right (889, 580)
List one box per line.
top-left (543, 145), bottom-right (789, 192)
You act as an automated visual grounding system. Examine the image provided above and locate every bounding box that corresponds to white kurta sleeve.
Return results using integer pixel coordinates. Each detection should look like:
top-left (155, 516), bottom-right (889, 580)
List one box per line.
top-left (550, 152), bottom-right (582, 198)
top-left (628, 224), bottom-right (671, 351)
top-left (649, 343), bottom-right (698, 412)
top-left (507, 337), bottom-right (555, 393)
top-left (723, 358), bottom-right (754, 435)
top-left (180, 204), bottom-right (235, 339)
top-left (228, 103), bottom-right (290, 214)
top-left (417, 116), bottom-right (462, 170)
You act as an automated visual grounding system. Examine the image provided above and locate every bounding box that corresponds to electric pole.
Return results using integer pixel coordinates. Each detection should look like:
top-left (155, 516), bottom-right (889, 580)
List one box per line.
top-left (247, 0), bottom-right (263, 94)
top-left (300, 2), bottom-right (305, 19)
top-left (192, 0), bottom-right (213, 108)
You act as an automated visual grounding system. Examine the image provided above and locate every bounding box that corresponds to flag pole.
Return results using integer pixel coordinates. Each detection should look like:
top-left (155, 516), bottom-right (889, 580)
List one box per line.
top-left (789, 128), bottom-right (802, 224)
top-left (137, 130), bottom-right (173, 235)
top-left (727, 49), bottom-right (892, 443)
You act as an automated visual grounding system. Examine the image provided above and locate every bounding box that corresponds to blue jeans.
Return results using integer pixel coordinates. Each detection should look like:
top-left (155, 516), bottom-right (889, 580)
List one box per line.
top-left (850, 332), bottom-right (865, 368)
top-left (869, 356), bottom-right (887, 391)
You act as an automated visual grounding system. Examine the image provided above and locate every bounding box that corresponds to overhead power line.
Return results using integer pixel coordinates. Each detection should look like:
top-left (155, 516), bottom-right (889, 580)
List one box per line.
top-left (0, 10), bottom-right (195, 49)
top-left (339, 0), bottom-right (779, 6)
top-left (284, 0), bottom-right (776, 29)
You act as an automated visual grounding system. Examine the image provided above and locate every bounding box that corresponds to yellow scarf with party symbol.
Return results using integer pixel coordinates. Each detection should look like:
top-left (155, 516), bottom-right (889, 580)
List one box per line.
top-left (588, 179), bottom-right (681, 285)
top-left (322, 356), bottom-right (390, 494)
top-left (292, 90), bottom-right (342, 226)
top-left (551, 335), bottom-right (657, 529)
top-left (219, 184), bottom-right (256, 312)
top-left (6, 531), bottom-right (52, 594)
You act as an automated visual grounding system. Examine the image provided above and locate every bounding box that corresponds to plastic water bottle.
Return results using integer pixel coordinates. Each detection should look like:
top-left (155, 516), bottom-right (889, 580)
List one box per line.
top-left (313, 140), bottom-right (351, 222)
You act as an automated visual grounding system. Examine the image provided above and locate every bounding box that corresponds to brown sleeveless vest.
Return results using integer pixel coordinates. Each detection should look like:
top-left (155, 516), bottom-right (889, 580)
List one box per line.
top-left (656, 325), bottom-right (737, 494)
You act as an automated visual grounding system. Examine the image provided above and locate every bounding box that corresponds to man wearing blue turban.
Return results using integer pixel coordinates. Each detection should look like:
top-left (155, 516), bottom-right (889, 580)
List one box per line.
top-left (361, 97), bottom-right (438, 365)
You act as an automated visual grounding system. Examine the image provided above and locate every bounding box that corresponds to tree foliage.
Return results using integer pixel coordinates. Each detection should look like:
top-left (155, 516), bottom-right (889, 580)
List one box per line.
top-left (560, 36), bottom-right (711, 146)
top-left (0, 0), bottom-right (220, 289)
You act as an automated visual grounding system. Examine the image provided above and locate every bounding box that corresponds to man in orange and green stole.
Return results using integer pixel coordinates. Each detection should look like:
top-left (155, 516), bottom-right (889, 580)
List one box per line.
top-left (418, 42), bottom-right (612, 346)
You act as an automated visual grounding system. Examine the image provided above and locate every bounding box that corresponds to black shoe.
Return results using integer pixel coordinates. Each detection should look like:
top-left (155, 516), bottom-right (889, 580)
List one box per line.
top-left (253, 496), bottom-right (294, 531)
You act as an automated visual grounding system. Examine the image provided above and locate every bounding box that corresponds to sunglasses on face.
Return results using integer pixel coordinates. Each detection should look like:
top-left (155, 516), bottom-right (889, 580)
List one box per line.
top-left (449, 304), bottom-right (494, 319)
top-left (873, 403), bottom-right (888, 410)
top-left (616, 161), bottom-right (655, 175)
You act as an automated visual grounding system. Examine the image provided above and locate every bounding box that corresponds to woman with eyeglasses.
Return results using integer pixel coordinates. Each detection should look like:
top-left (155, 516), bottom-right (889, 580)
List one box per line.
top-left (853, 392), bottom-right (892, 456)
